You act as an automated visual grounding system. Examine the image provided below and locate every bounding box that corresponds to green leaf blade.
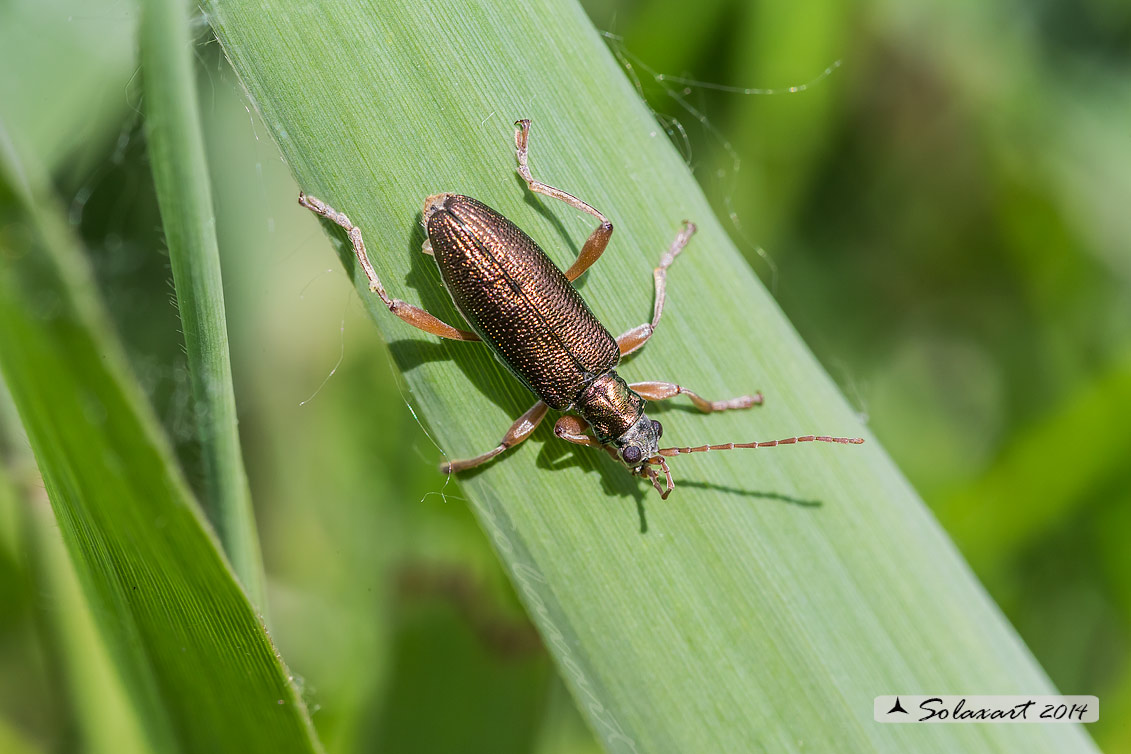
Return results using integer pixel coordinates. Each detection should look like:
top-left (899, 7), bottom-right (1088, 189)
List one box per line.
top-left (140, 0), bottom-right (263, 606)
top-left (0, 151), bottom-right (322, 754)
top-left (207, 1), bottom-right (1099, 752)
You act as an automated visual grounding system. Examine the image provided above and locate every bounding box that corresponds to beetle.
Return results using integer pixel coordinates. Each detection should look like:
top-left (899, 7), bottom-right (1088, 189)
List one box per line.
top-left (299, 119), bottom-right (862, 498)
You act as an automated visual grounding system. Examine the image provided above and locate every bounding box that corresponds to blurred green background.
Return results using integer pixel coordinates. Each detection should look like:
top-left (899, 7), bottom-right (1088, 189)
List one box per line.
top-left (0, 0), bottom-right (1128, 752)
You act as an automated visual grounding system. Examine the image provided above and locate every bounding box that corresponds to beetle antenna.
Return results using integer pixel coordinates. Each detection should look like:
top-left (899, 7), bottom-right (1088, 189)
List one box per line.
top-left (658, 435), bottom-right (863, 458)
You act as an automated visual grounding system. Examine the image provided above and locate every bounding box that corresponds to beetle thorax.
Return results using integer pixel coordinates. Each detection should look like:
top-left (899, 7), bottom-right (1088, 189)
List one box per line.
top-left (576, 372), bottom-right (646, 445)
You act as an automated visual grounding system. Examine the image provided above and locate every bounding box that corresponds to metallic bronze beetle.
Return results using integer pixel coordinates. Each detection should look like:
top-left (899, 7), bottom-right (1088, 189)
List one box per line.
top-left (299, 119), bottom-right (861, 498)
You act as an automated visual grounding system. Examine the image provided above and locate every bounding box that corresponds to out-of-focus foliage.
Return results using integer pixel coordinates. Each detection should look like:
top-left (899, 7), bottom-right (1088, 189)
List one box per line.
top-left (0, 0), bottom-right (1126, 751)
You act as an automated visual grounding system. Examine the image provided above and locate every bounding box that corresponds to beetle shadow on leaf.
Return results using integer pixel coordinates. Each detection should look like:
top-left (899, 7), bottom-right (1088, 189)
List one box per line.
top-left (675, 481), bottom-right (823, 507)
top-left (533, 432), bottom-right (654, 531)
top-left (531, 438), bottom-right (823, 531)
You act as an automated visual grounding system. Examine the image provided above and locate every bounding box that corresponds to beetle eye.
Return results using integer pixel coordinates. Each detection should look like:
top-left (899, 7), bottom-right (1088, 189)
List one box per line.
top-left (622, 445), bottom-right (642, 464)
top-left (652, 420), bottom-right (663, 439)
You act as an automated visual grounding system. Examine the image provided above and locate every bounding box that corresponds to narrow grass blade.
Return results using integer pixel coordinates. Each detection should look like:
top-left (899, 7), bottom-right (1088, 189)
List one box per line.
top-left (140, 0), bottom-right (264, 606)
top-left (2, 387), bottom-right (146, 754)
top-left (0, 142), bottom-right (322, 753)
top-left (207, 2), bottom-right (1098, 752)
top-left (24, 496), bottom-right (152, 754)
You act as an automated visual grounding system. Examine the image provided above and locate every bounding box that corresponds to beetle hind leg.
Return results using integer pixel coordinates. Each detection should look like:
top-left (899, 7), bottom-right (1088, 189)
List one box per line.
top-left (616, 221), bottom-right (696, 356)
top-left (441, 401), bottom-right (549, 474)
top-left (514, 119), bottom-right (613, 282)
top-left (299, 192), bottom-right (479, 342)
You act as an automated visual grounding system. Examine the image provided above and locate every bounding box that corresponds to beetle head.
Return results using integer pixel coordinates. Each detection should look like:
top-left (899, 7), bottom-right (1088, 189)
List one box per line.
top-left (615, 413), bottom-right (663, 470)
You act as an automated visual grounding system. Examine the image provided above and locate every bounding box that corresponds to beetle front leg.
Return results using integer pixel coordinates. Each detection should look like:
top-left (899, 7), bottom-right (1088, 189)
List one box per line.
top-left (616, 221), bottom-right (696, 356)
top-left (299, 192), bottom-right (479, 341)
top-left (440, 401), bottom-right (549, 474)
top-left (552, 415), bottom-right (602, 446)
top-left (514, 119), bottom-right (613, 282)
top-left (629, 381), bottom-right (763, 413)
top-left (553, 415), bottom-right (620, 462)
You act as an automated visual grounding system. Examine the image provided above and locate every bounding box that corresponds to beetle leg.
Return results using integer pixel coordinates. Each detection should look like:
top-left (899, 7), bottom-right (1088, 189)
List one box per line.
top-left (440, 401), bottom-right (549, 474)
top-left (299, 192), bottom-right (479, 341)
top-left (629, 381), bottom-right (763, 413)
top-left (553, 416), bottom-right (621, 461)
top-left (615, 221), bottom-right (696, 356)
top-left (514, 119), bottom-right (613, 282)
top-left (552, 415), bottom-right (601, 446)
